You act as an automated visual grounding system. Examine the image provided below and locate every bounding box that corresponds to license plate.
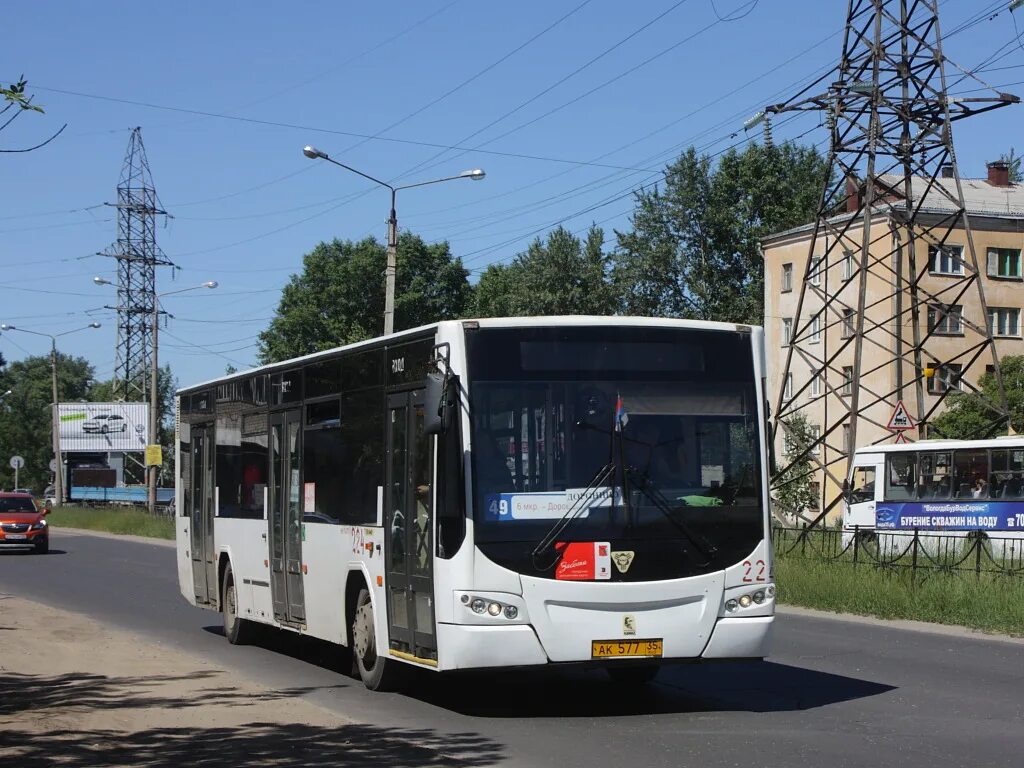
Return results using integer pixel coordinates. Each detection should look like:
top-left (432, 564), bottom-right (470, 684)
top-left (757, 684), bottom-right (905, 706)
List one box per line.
top-left (4, 534), bottom-right (27, 540)
top-left (591, 639), bottom-right (663, 658)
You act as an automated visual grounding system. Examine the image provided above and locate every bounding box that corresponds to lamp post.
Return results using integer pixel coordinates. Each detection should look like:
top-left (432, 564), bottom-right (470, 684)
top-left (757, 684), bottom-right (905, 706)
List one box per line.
top-left (302, 145), bottom-right (485, 335)
top-left (0, 322), bottom-right (102, 506)
top-left (94, 277), bottom-right (218, 514)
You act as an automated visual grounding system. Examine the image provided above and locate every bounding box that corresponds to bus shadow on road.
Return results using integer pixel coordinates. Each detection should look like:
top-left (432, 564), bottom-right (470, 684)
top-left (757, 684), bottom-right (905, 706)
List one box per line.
top-left (404, 661), bottom-right (896, 718)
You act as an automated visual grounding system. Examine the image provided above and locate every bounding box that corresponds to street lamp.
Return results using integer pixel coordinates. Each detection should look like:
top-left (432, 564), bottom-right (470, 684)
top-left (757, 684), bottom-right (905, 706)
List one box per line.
top-left (302, 145), bottom-right (485, 335)
top-left (94, 277), bottom-right (218, 513)
top-left (95, 280), bottom-right (219, 514)
top-left (0, 322), bottom-right (101, 506)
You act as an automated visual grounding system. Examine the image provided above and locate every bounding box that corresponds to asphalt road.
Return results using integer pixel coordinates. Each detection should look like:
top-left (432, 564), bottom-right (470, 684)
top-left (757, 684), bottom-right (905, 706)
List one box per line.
top-left (2, 530), bottom-right (1022, 768)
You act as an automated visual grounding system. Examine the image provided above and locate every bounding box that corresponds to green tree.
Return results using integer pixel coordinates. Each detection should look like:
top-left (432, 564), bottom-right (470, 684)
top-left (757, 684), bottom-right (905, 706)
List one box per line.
top-left (2, 77), bottom-right (65, 152)
top-left (611, 142), bottom-right (828, 324)
top-left (474, 225), bottom-right (614, 317)
top-left (999, 148), bottom-right (1022, 184)
top-left (0, 353), bottom-right (94, 492)
top-left (930, 356), bottom-right (1024, 439)
top-left (258, 233), bottom-right (470, 363)
top-left (772, 413), bottom-right (820, 522)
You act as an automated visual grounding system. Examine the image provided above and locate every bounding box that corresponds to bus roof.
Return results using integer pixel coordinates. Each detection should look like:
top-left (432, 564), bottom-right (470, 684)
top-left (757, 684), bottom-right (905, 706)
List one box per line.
top-left (177, 315), bottom-right (760, 395)
top-left (853, 435), bottom-right (1024, 455)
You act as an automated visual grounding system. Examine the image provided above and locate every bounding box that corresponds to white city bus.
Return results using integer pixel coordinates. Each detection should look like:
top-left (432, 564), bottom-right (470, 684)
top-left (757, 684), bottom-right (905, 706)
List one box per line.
top-left (844, 437), bottom-right (1024, 549)
top-left (175, 316), bottom-right (775, 689)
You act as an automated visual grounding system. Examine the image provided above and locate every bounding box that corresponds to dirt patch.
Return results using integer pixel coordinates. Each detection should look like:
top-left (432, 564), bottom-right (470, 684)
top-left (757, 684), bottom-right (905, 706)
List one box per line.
top-left (0, 595), bottom-right (503, 766)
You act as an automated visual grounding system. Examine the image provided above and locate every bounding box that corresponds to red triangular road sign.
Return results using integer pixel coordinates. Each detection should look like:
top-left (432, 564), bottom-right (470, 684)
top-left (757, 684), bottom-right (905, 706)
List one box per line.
top-left (887, 400), bottom-right (916, 431)
top-left (894, 431), bottom-right (910, 444)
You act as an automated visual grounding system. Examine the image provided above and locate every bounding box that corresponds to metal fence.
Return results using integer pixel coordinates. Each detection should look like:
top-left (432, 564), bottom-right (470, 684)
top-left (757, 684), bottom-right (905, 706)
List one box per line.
top-left (772, 526), bottom-right (1024, 580)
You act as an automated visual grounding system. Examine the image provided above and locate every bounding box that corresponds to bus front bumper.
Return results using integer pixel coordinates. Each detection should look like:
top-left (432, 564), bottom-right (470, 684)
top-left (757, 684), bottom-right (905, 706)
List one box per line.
top-left (435, 615), bottom-right (773, 671)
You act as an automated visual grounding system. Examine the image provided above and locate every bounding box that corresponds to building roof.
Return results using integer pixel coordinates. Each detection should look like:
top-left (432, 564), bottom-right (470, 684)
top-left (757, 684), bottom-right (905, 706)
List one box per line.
top-left (762, 173), bottom-right (1024, 247)
top-left (877, 174), bottom-right (1024, 217)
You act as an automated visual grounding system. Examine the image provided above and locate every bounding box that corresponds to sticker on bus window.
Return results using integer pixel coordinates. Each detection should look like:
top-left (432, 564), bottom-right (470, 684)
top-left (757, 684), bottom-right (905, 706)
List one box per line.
top-left (554, 541), bottom-right (611, 580)
top-left (304, 483), bottom-right (316, 513)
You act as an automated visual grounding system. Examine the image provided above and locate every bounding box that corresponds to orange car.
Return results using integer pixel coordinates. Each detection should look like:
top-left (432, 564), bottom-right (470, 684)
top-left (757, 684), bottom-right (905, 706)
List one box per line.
top-left (0, 492), bottom-right (49, 554)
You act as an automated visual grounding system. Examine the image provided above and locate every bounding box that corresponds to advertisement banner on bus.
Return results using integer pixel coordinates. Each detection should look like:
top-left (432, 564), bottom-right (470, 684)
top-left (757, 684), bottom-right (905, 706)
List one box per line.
top-left (875, 501), bottom-right (1024, 531)
top-left (57, 402), bottom-right (149, 453)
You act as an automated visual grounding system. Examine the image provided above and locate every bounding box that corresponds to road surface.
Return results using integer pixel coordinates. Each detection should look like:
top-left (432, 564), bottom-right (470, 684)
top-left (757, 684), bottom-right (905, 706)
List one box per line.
top-left (2, 530), bottom-right (1021, 767)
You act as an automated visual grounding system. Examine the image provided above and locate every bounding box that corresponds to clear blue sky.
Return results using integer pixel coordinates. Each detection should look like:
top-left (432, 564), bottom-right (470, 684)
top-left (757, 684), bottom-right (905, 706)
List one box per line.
top-left (2, 0), bottom-right (1021, 388)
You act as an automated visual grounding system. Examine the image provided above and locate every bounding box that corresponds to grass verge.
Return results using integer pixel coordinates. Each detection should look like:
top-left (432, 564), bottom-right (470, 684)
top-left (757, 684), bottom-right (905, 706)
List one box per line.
top-left (775, 556), bottom-right (1024, 637)
top-left (47, 506), bottom-right (175, 540)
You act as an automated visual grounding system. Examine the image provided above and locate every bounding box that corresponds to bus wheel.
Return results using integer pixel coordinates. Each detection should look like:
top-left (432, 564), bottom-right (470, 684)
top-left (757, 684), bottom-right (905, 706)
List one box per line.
top-left (352, 588), bottom-right (402, 691)
top-left (606, 665), bottom-right (659, 686)
top-left (222, 565), bottom-right (255, 645)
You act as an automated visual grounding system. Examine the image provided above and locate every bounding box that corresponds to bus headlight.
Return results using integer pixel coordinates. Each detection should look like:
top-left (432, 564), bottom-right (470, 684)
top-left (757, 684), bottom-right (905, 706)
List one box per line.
top-left (725, 599), bottom-right (739, 612)
top-left (487, 602), bottom-right (502, 616)
top-left (503, 605), bottom-right (518, 619)
top-left (766, 585), bottom-right (776, 598)
top-left (456, 592), bottom-right (528, 623)
top-left (738, 594), bottom-right (753, 608)
top-left (471, 598), bottom-right (487, 614)
top-left (752, 590), bottom-right (765, 604)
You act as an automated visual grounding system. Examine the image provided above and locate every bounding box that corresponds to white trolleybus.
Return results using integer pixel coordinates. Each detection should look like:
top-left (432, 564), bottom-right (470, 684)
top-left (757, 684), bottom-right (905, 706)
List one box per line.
top-left (844, 436), bottom-right (1024, 554)
top-left (175, 317), bottom-right (775, 689)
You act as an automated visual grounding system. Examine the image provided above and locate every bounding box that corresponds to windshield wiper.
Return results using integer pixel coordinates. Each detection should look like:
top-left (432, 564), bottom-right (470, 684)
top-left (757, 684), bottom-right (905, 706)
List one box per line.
top-left (531, 460), bottom-right (617, 570)
top-left (623, 468), bottom-right (717, 561)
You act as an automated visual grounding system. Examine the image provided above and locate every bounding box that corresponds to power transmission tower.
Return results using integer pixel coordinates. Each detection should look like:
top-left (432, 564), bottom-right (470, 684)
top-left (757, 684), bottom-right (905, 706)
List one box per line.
top-left (103, 127), bottom-right (173, 403)
top-left (762, 0), bottom-right (1019, 526)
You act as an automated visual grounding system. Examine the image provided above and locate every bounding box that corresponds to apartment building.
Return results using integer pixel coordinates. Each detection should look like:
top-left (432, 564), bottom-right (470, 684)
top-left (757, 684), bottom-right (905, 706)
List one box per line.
top-left (763, 161), bottom-right (1024, 515)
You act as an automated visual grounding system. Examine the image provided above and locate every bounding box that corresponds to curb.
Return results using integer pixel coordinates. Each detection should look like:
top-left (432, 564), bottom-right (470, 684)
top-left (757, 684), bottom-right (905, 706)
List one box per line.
top-left (777, 604), bottom-right (1024, 645)
top-left (53, 526), bottom-right (176, 549)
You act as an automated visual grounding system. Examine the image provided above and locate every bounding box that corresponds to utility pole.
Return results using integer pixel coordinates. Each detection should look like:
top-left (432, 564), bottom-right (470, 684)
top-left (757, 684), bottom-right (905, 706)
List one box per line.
top-left (0, 323), bottom-right (101, 507)
top-left (302, 146), bottom-right (485, 335)
top-left (101, 127), bottom-right (173, 487)
top-left (760, 0), bottom-right (1018, 527)
top-left (149, 296), bottom-right (159, 514)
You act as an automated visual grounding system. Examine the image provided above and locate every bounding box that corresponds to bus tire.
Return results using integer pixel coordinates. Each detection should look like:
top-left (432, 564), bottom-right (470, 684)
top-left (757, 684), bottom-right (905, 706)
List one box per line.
top-left (606, 665), bottom-right (660, 686)
top-left (222, 565), bottom-right (255, 646)
top-left (352, 587), bottom-right (402, 691)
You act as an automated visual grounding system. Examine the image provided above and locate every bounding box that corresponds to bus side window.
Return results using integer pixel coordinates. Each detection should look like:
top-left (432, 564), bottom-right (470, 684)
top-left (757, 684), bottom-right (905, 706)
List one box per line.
top-left (884, 453), bottom-right (916, 501)
top-left (849, 467), bottom-right (876, 503)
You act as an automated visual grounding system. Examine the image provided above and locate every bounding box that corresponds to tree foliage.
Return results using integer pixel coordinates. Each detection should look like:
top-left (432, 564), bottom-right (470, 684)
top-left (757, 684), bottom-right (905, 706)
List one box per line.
top-left (474, 225), bottom-right (614, 317)
top-left (612, 142), bottom-right (828, 324)
top-left (258, 234), bottom-right (470, 363)
top-left (2, 77), bottom-right (65, 153)
top-left (772, 412), bottom-right (820, 521)
top-left (999, 147), bottom-right (1022, 184)
top-left (930, 355), bottom-right (1024, 439)
top-left (0, 353), bottom-right (94, 492)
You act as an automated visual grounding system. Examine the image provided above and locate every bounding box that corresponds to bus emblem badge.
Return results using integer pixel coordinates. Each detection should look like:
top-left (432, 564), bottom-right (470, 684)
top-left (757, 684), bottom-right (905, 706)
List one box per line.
top-left (623, 614), bottom-right (637, 636)
top-left (612, 551), bottom-right (634, 573)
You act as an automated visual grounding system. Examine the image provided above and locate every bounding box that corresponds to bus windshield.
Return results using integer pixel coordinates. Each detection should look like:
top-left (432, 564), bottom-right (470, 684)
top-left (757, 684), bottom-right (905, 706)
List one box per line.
top-left (466, 325), bottom-right (764, 581)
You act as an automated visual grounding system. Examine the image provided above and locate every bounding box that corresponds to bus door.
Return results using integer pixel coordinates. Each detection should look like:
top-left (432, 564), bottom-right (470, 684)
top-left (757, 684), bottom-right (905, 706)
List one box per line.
top-left (268, 410), bottom-right (305, 625)
top-left (189, 423), bottom-right (216, 605)
top-left (846, 457), bottom-right (881, 529)
top-left (384, 389), bottom-right (437, 661)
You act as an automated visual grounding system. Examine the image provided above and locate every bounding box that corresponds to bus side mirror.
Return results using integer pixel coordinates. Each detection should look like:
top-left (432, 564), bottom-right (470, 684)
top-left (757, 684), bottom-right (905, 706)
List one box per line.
top-left (424, 371), bottom-right (452, 435)
top-left (842, 479), bottom-right (851, 500)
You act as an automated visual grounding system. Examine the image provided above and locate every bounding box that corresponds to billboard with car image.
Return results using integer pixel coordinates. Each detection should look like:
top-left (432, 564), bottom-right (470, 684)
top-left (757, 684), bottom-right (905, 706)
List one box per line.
top-left (57, 402), bottom-right (148, 453)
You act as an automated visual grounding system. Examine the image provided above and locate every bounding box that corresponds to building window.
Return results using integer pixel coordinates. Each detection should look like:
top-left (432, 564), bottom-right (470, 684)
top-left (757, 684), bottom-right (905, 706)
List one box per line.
top-left (928, 304), bottom-right (963, 335)
top-left (928, 244), bottom-right (964, 275)
top-left (809, 256), bottom-right (823, 287)
top-left (782, 317), bottom-right (793, 345)
top-left (841, 308), bottom-right (855, 338)
top-left (842, 424), bottom-right (851, 453)
top-left (809, 314), bottom-right (821, 344)
top-left (989, 307), bottom-right (1021, 337)
top-left (783, 373), bottom-right (793, 400)
top-left (809, 425), bottom-right (821, 455)
top-left (781, 263), bottom-right (793, 292)
top-left (842, 366), bottom-right (854, 396)
top-left (928, 363), bottom-right (962, 395)
top-left (809, 369), bottom-right (822, 398)
top-left (987, 248), bottom-right (1022, 279)
top-left (842, 250), bottom-right (854, 280)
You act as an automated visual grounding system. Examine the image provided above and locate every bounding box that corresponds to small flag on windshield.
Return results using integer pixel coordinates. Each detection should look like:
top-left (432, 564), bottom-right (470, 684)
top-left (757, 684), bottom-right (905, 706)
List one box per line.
top-left (615, 393), bottom-right (628, 432)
